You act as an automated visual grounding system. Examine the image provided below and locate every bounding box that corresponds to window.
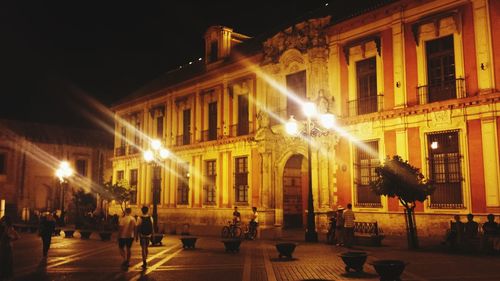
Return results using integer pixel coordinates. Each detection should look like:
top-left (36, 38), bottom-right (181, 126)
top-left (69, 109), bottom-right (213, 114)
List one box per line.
top-left (183, 109), bottom-right (191, 145)
top-left (234, 157), bottom-right (248, 203)
top-left (237, 95), bottom-right (249, 136)
top-left (0, 153), bottom-right (5, 175)
top-left (427, 131), bottom-right (463, 208)
top-left (116, 170), bottom-right (124, 182)
top-left (356, 57), bottom-right (378, 114)
top-left (120, 127), bottom-right (126, 147)
top-left (286, 70), bottom-right (306, 120)
top-left (129, 169), bottom-right (138, 204)
top-left (354, 141), bottom-right (381, 207)
top-left (425, 35), bottom-right (457, 103)
top-left (177, 163), bottom-right (189, 205)
top-left (204, 160), bottom-right (216, 204)
top-left (208, 102), bottom-right (217, 141)
top-left (156, 116), bottom-right (164, 138)
top-left (75, 159), bottom-right (87, 177)
top-left (133, 119), bottom-right (140, 146)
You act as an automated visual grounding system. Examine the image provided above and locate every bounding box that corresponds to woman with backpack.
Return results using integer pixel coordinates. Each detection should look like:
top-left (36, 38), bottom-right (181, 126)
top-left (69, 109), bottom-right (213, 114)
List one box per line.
top-left (135, 206), bottom-right (154, 269)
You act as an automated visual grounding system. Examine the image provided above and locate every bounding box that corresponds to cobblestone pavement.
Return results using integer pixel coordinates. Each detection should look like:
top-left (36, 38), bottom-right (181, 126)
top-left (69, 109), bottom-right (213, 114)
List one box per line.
top-left (10, 232), bottom-right (500, 281)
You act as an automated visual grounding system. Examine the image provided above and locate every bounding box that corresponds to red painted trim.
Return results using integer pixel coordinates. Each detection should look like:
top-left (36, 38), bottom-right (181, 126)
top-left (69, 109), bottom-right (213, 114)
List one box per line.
top-left (468, 120), bottom-right (486, 213)
top-left (336, 138), bottom-right (352, 206)
top-left (382, 28), bottom-right (394, 110)
top-left (408, 127), bottom-right (424, 212)
top-left (404, 23), bottom-right (418, 106)
top-left (340, 45), bottom-right (349, 116)
top-left (384, 130), bottom-right (399, 211)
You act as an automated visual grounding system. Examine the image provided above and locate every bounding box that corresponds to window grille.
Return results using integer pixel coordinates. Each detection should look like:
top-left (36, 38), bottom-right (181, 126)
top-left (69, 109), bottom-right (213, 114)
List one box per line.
top-left (204, 160), bottom-right (217, 204)
top-left (234, 157), bottom-right (248, 203)
top-left (354, 140), bottom-right (381, 207)
top-left (427, 130), bottom-right (463, 208)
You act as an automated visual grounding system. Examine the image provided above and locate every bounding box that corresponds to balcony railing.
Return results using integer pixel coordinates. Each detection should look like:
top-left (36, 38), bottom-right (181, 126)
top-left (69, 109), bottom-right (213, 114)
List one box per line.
top-left (201, 129), bottom-right (218, 142)
top-left (417, 78), bottom-right (466, 105)
top-left (128, 145), bottom-right (140, 155)
top-left (229, 122), bottom-right (253, 137)
top-left (176, 133), bottom-right (191, 146)
top-left (115, 146), bottom-right (126, 157)
top-left (347, 94), bottom-right (383, 116)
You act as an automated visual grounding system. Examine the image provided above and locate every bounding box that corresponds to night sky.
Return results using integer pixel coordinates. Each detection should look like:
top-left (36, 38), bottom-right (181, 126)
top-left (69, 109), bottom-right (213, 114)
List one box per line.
top-left (0, 1), bottom-right (374, 130)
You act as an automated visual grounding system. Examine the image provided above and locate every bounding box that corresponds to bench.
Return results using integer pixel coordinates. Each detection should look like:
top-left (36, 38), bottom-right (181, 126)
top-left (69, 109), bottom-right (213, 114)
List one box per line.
top-left (445, 221), bottom-right (483, 252)
top-left (354, 221), bottom-right (384, 246)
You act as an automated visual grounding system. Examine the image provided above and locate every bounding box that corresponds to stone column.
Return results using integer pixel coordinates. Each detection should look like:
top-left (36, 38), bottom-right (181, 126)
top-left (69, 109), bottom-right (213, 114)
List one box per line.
top-left (308, 47), bottom-right (330, 101)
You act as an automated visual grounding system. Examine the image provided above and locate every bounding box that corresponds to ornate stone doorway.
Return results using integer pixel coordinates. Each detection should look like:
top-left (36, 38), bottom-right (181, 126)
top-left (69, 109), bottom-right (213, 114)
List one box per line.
top-left (282, 154), bottom-right (308, 229)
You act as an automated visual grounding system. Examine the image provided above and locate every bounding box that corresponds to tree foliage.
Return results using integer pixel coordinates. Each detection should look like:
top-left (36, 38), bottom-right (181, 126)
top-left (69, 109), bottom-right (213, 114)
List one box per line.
top-left (370, 155), bottom-right (434, 209)
top-left (100, 180), bottom-right (131, 213)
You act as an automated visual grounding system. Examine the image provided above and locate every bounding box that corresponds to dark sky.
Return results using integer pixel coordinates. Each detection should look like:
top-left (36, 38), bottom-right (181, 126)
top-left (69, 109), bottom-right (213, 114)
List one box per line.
top-left (0, 1), bottom-right (370, 129)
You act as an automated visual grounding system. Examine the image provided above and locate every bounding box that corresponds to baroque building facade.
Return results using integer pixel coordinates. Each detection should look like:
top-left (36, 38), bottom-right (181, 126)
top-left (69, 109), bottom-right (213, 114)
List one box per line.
top-left (111, 0), bottom-right (500, 236)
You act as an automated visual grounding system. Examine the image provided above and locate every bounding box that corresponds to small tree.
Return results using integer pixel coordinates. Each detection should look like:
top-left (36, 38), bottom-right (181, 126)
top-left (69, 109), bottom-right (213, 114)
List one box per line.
top-left (72, 189), bottom-right (97, 228)
top-left (100, 180), bottom-right (131, 214)
top-left (370, 155), bottom-right (434, 249)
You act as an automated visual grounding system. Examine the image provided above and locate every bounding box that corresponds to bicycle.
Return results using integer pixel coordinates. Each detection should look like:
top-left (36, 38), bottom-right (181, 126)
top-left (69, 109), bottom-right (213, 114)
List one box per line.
top-left (243, 221), bottom-right (258, 240)
top-left (221, 220), bottom-right (242, 238)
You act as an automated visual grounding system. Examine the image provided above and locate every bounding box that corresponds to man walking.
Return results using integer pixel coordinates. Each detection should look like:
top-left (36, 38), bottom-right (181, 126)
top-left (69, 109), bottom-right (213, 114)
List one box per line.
top-left (343, 203), bottom-right (356, 248)
top-left (136, 206), bottom-right (154, 269)
top-left (39, 212), bottom-right (56, 258)
top-left (118, 208), bottom-right (136, 268)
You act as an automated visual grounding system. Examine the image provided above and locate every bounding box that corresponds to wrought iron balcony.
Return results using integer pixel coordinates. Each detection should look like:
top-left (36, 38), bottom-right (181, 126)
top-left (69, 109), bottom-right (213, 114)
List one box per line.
top-left (201, 129), bottom-right (218, 142)
top-left (229, 122), bottom-right (253, 137)
top-left (176, 133), bottom-right (191, 146)
top-left (115, 146), bottom-right (126, 157)
top-left (417, 78), bottom-right (466, 105)
top-left (347, 94), bottom-right (383, 116)
top-left (128, 145), bottom-right (140, 155)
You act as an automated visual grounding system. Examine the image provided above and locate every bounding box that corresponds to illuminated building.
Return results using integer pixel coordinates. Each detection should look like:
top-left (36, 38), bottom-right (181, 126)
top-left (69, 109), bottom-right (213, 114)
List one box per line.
top-left (111, 0), bottom-right (500, 236)
top-left (0, 119), bottom-right (113, 221)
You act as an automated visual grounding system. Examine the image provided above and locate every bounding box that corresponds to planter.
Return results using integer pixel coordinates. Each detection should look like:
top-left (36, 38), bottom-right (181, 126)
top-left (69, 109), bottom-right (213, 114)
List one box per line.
top-left (63, 229), bottom-right (75, 238)
top-left (339, 251), bottom-right (368, 273)
top-left (79, 230), bottom-right (92, 240)
top-left (98, 231), bottom-right (112, 241)
top-left (150, 234), bottom-right (164, 246)
top-left (53, 228), bottom-right (61, 236)
top-left (180, 237), bottom-right (198, 249)
top-left (221, 239), bottom-right (242, 253)
top-left (371, 260), bottom-right (408, 281)
top-left (275, 242), bottom-right (297, 259)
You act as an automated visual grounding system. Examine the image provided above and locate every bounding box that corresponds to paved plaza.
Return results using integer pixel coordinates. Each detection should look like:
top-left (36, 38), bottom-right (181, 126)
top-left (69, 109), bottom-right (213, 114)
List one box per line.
top-left (10, 232), bottom-right (500, 281)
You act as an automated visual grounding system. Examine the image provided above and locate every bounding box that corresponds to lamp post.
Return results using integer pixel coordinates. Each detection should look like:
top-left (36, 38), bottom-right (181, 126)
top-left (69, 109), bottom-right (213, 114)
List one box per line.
top-left (286, 102), bottom-right (335, 242)
top-left (143, 139), bottom-right (170, 232)
top-left (55, 161), bottom-right (73, 226)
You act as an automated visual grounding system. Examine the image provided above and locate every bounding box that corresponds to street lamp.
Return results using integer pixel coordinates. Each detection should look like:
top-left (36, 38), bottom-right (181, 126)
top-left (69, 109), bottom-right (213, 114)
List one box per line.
top-left (55, 161), bottom-right (73, 226)
top-left (286, 101), bottom-right (335, 242)
top-left (143, 139), bottom-right (170, 232)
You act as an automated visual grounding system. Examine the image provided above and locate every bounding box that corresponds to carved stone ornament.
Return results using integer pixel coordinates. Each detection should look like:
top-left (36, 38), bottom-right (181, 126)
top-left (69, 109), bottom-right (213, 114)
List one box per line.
top-left (262, 16), bottom-right (331, 65)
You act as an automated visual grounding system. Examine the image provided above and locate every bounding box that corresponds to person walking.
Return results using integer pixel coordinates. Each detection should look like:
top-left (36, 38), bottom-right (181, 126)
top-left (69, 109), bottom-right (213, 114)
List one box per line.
top-left (39, 212), bottom-right (56, 258)
top-left (343, 203), bottom-right (355, 248)
top-left (0, 216), bottom-right (19, 281)
top-left (335, 206), bottom-right (345, 246)
top-left (136, 206), bottom-right (154, 269)
top-left (118, 208), bottom-right (136, 268)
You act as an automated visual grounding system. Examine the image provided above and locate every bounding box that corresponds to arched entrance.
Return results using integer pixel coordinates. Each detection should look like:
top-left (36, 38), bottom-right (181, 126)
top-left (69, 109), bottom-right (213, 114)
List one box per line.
top-left (282, 154), bottom-right (308, 229)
